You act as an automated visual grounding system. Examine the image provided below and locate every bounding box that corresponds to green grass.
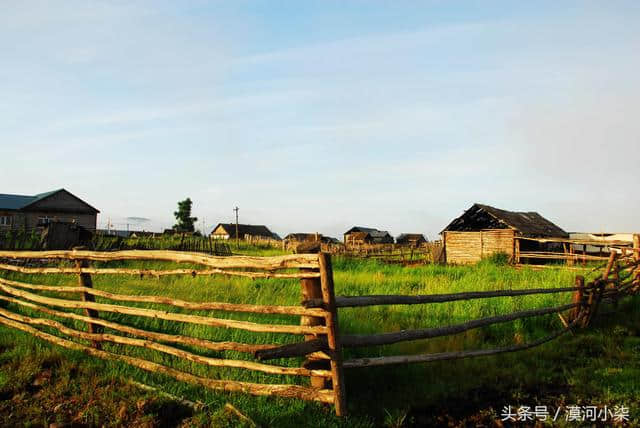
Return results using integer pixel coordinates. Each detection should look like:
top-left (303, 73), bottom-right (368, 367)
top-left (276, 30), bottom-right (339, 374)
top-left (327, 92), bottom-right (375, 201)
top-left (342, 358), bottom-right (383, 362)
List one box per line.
top-left (0, 255), bottom-right (638, 426)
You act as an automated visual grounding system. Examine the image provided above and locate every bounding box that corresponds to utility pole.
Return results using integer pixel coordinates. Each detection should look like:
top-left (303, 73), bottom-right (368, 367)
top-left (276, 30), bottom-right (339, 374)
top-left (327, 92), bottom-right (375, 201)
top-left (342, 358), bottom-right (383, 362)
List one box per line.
top-left (234, 206), bottom-right (239, 248)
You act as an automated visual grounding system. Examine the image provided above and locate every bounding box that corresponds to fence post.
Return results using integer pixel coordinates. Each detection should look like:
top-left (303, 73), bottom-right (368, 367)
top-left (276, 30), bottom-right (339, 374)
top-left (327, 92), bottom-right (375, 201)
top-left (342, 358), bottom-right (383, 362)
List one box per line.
top-left (73, 249), bottom-right (103, 349)
top-left (298, 245), bottom-right (327, 390)
top-left (318, 252), bottom-right (347, 417)
top-left (583, 250), bottom-right (617, 327)
top-left (572, 275), bottom-right (584, 321)
top-left (602, 250), bottom-right (617, 281)
top-left (567, 243), bottom-right (574, 267)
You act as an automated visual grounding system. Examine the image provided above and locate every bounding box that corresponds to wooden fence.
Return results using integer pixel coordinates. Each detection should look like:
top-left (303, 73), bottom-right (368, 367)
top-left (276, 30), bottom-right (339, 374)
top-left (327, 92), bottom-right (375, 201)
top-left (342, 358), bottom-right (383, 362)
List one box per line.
top-left (515, 234), bottom-right (639, 267)
top-left (325, 242), bottom-right (444, 265)
top-left (0, 250), bottom-right (346, 415)
top-left (92, 234), bottom-right (232, 256)
top-left (0, 248), bottom-right (638, 416)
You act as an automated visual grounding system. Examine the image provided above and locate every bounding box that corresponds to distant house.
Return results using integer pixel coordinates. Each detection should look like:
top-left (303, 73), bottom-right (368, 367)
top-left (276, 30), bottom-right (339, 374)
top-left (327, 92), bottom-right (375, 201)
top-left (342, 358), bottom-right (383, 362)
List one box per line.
top-left (441, 203), bottom-right (568, 264)
top-left (344, 226), bottom-right (394, 246)
top-left (211, 223), bottom-right (279, 241)
top-left (284, 233), bottom-right (341, 246)
top-left (0, 189), bottom-right (99, 231)
top-left (396, 233), bottom-right (427, 246)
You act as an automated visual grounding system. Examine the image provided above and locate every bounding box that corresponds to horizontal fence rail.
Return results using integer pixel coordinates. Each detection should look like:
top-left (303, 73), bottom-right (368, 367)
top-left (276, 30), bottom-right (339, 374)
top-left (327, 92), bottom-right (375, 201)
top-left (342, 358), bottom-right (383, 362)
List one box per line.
top-left (342, 315), bottom-right (584, 368)
top-left (302, 285), bottom-right (595, 308)
top-left (514, 234), bottom-right (639, 268)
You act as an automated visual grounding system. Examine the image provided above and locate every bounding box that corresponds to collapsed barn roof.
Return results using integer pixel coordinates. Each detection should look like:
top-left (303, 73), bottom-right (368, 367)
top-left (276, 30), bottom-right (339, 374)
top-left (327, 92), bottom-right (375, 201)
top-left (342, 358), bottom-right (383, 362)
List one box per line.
top-left (442, 203), bottom-right (568, 238)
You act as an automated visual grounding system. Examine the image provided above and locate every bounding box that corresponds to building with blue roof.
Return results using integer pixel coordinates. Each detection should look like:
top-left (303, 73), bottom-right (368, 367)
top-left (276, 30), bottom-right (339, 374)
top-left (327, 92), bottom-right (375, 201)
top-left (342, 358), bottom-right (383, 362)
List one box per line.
top-left (0, 189), bottom-right (99, 230)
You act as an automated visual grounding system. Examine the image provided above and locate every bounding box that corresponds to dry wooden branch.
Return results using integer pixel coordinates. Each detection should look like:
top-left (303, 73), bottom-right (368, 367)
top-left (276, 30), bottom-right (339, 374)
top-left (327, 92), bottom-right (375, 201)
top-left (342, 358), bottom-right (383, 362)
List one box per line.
top-left (0, 315), bottom-right (335, 403)
top-left (342, 315), bottom-right (583, 368)
top-left (224, 403), bottom-right (257, 427)
top-left (516, 236), bottom-right (633, 246)
top-left (0, 308), bottom-right (329, 378)
top-left (518, 252), bottom-right (611, 261)
top-left (0, 250), bottom-right (320, 269)
top-left (0, 263), bottom-right (320, 279)
top-left (513, 263), bottom-right (595, 272)
top-left (0, 293), bottom-right (277, 354)
top-left (0, 282), bottom-right (328, 335)
top-left (340, 303), bottom-right (578, 347)
top-left (1, 277), bottom-right (327, 317)
top-left (259, 303), bottom-right (579, 357)
top-left (128, 380), bottom-right (206, 411)
top-left (303, 286), bottom-right (590, 309)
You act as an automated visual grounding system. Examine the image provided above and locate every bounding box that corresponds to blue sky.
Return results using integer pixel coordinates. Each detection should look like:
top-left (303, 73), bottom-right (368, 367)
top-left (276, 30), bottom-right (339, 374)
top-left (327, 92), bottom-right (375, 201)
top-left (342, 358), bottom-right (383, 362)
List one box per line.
top-left (2, 1), bottom-right (639, 238)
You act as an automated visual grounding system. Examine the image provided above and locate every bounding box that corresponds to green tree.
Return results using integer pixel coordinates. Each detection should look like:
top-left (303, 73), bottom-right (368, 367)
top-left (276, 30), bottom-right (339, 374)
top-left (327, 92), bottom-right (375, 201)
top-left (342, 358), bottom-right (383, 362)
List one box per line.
top-left (173, 198), bottom-right (198, 232)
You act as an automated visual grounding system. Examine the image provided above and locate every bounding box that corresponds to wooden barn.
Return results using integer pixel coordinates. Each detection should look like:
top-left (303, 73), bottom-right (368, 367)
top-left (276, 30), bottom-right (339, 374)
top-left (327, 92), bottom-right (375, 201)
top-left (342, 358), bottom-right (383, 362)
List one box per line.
top-left (441, 203), bottom-right (568, 264)
top-left (344, 226), bottom-right (394, 246)
top-left (396, 233), bottom-right (427, 247)
top-left (0, 188), bottom-right (99, 231)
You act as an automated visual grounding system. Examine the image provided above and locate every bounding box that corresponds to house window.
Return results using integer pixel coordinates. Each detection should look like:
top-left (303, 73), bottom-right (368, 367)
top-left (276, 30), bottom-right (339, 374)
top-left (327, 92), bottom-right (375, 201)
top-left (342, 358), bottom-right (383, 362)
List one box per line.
top-left (0, 216), bottom-right (11, 226)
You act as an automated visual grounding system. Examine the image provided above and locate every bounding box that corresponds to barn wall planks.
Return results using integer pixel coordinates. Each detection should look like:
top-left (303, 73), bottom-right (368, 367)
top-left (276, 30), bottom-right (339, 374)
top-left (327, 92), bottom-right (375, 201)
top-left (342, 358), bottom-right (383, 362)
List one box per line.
top-left (444, 229), bottom-right (515, 264)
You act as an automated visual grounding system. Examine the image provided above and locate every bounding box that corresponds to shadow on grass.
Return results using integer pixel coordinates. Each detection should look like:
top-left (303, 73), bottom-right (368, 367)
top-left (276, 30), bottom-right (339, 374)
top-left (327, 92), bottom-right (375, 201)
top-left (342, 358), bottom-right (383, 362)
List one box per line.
top-left (341, 295), bottom-right (640, 425)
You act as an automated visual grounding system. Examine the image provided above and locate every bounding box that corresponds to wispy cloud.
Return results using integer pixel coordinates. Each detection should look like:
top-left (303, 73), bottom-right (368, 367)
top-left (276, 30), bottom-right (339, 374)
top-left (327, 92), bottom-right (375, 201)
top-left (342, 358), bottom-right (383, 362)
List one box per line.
top-left (1, 2), bottom-right (639, 236)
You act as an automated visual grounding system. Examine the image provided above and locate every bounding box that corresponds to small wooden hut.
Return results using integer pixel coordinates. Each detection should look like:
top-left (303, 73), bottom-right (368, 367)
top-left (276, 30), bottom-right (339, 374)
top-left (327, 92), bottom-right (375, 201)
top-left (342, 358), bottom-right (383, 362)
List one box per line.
top-left (396, 233), bottom-right (427, 247)
top-left (441, 203), bottom-right (568, 264)
top-left (211, 223), bottom-right (279, 241)
top-left (343, 227), bottom-right (394, 246)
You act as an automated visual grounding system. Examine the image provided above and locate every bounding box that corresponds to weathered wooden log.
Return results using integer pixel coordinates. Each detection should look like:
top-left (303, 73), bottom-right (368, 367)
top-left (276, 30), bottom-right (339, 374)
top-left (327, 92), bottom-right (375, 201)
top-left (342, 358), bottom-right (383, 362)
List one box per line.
top-left (572, 276), bottom-right (584, 321)
top-left (0, 315), bottom-right (335, 403)
top-left (298, 247), bottom-right (327, 390)
top-left (513, 264), bottom-right (599, 272)
top-left (0, 293), bottom-right (279, 354)
top-left (516, 236), bottom-right (632, 246)
top-left (602, 251), bottom-right (617, 280)
top-left (342, 316), bottom-right (582, 368)
top-left (0, 277), bottom-right (327, 317)
top-left (582, 251), bottom-right (619, 326)
top-left (0, 282), bottom-right (328, 335)
top-left (0, 250), bottom-right (320, 269)
top-left (128, 380), bottom-right (206, 411)
top-left (340, 303), bottom-right (578, 348)
top-left (318, 253), bottom-right (346, 416)
top-left (302, 286), bottom-right (591, 309)
top-left (518, 252), bottom-right (611, 261)
top-left (0, 263), bottom-right (320, 279)
top-left (259, 303), bottom-right (579, 356)
top-left (0, 308), bottom-right (330, 378)
top-left (584, 280), bottom-right (606, 327)
top-left (75, 257), bottom-right (102, 349)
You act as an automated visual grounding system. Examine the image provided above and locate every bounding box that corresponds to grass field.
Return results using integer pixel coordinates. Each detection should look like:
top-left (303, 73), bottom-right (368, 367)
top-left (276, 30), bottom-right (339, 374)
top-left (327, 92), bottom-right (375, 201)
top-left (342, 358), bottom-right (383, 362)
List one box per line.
top-left (0, 254), bottom-right (638, 427)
